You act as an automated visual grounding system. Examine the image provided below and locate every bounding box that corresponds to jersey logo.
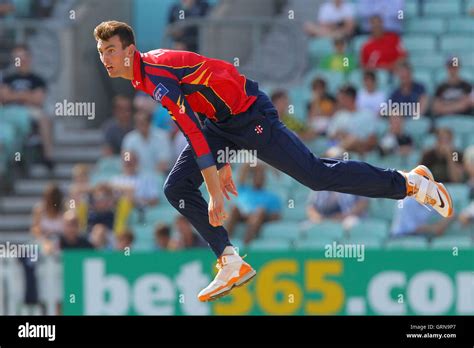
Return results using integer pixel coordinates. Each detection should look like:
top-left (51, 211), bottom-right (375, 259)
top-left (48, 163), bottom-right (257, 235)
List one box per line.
top-left (153, 83), bottom-right (169, 101)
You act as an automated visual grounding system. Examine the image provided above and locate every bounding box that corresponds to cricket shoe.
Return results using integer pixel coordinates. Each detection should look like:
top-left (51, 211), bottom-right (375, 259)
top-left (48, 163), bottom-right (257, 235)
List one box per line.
top-left (198, 252), bottom-right (256, 302)
top-left (400, 165), bottom-right (453, 218)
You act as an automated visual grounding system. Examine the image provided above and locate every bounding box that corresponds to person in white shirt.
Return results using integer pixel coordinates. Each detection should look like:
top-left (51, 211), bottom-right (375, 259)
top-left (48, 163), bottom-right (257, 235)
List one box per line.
top-left (356, 70), bottom-right (386, 118)
top-left (304, 0), bottom-right (356, 38)
top-left (122, 111), bottom-right (171, 175)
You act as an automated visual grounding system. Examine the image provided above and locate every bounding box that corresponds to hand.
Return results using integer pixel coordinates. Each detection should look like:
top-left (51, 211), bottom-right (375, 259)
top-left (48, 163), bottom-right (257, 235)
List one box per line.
top-left (218, 164), bottom-right (238, 200)
top-left (208, 192), bottom-right (227, 227)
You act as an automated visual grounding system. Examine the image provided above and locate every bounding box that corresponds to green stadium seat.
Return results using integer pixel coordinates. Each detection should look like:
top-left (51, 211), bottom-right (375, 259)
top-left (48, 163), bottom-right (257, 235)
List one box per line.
top-left (405, 18), bottom-right (446, 34)
top-left (293, 238), bottom-right (332, 250)
top-left (341, 236), bottom-right (383, 249)
top-left (440, 35), bottom-right (473, 53)
top-left (423, 0), bottom-right (462, 16)
top-left (444, 221), bottom-right (474, 236)
top-left (459, 52), bottom-right (474, 67)
top-left (146, 204), bottom-right (179, 225)
top-left (403, 35), bottom-right (436, 53)
top-left (448, 17), bottom-right (474, 33)
top-left (348, 218), bottom-right (389, 240)
top-left (404, 117), bottom-right (432, 139)
top-left (412, 69), bottom-right (435, 95)
top-left (94, 156), bottom-right (122, 176)
top-left (306, 137), bottom-right (331, 156)
top-left (0, 122), bottom-right (16, 155)
top-left (260, 221), bottom-right (300, 240)
top-left (248, 238), bottom-right (292, 251)
top-left (405, 0), bottom-right (419, 17)
top-left (351, 35), bottom-right (369, 53)
top-left (281, 205), bottom-right (307, 222)
top-left (308, 38), bottom-right (333, 61)
top-left (431, 235), bottom-right (472, 249)
top-left (444, 183), bottom-right (470, 212)
top-left (385, 236), bottom-right (429, 249)
top-left (1, 105), bottom-right (31, 138)
top-left (304, 221), bottom-right (345, 240)
top-left (409, 53), bottom-right (445, 70)
top-left (435, 116), bottom-right (474, 136)
top-left (467, 0), bottom-right (474, 12)
top-left (368, 198), bottom-right (397, 222)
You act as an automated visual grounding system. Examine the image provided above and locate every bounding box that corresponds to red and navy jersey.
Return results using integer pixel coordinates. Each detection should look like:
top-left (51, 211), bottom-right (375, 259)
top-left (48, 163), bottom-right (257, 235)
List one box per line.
top-left (131, 49), bottom-right (259, 170)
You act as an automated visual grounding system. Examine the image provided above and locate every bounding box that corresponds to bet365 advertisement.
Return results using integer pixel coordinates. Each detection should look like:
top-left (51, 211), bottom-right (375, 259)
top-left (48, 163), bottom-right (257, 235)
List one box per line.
top-left (63, 249), bottom-right (474, 315)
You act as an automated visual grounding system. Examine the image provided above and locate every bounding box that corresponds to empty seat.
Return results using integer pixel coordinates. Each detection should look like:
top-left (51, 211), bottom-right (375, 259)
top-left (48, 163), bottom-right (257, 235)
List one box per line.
top-left (308, 38), bottom-right (333, 60)
top-left (341, 236), bottom-right (383, 249)
top-left (385, 237), bottom-right (429, 249)
top-left (260, 221), bottom-right (300, 240)
top-left (448, 17), bottom-right (474, 33)
top-left (348, 218), bottom-right (389, 240)
top-left (293, 238), bottom-right (332, 250)
top-left (431, 235), bottom-right (472, 249)
top-left (406, 18), bottom-right (446, 34)
top-left (440, 35), bottom-right (472, 53)
top-left (403, 35), bottom-right (436, 53)
top-left (248, 238), bottom-right (292, 251)
top-left (304, 221), bottom-right (345, 240)
top-left (368, 198), bottom-right (397, 223)
top-left (423, 0), bottom-right (462, 16)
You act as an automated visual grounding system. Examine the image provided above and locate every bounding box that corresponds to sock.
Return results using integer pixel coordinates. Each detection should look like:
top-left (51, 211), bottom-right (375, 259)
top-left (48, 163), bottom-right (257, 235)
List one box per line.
top-left (222, 246), bottom-right (237, 256)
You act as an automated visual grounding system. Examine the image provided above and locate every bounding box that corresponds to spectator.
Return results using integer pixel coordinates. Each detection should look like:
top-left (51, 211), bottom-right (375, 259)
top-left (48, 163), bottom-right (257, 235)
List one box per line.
top-left (0, 44), bottom-right (54, 169)
top-left (0, 0), bottom-right (14, 17)
top-left (59, 210), bottom-right (93, 250)
top-left (122, 111), bottom-right (171, 175)
top-left (389, 62), bottom-right (428, 116)
top-left (432, 57), bottom-right (473, 117)
top-left (356, 0), bottom-right (404, 34)
top-left (31, 0), bottom-right (56, 18)
top-left (464, 145), bottom-right (474, 196)
top-left (307, 78), bottom-right (336, 136)
top-left (110, 151), bottom-right (160, 208)
top-left (226, 164), bottom-right (281, 245)
top-left (115, 228), bottom-right (135, 250)
top-left (271, 89), bottom-right (306, 136)
top-left (133, 92), bottom-right (174, 132)
top-left (421, 128), bottom-right (464, 183)
top-left (154, 224), bottom-right (173, 250)
top-left (360, 15), bottom-right (406, 71)
top-left (319, 36), bottom-right (357, 73)
top-left (31, 183), bottom-right (65, 241)
top-left (328, 85), bottom-right (378, 154)
top-left (379, 116), bottom-right (414, 157)
top-left (89, 223), bottom-right (112, 250)
top-left (391, 197), bottom-right (452, 237)
top-left (87, 183), bottom-right (116, 232)
top-left (68, 164), bottom-right (91, 231)
top-left (102, 95), bottom-right (133, 156)
top-left (306, 189), bottom-right (369, 226)
top-left (304, 0), bottom-right (355, 39)
top-left (173, 215), bottom-right (207, 249)
top-left (167, 0), bottom-right (210, 52)
top-left (356, 70), bottom-right (386, 118)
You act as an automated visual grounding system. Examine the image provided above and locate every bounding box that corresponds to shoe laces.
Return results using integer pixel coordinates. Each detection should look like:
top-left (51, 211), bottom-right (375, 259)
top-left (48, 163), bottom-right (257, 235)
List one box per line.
top-left (407, 182), bottom-right (437, 205)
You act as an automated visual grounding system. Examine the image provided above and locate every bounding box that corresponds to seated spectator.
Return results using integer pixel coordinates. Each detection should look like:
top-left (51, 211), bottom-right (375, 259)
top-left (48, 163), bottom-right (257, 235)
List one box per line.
top-left (319, 36), bottom-right (357, 73)
top-left (304, 0), bottom-right (356, 39)
top-left (356, 70), bottom-right (386, 118)
top-left (391, 197), bottom-right (452, 237)
top-left (307, 78), bottom-right (336, 136)
top-left (432, 57), bottom-right (473, 117)
top-left (226, 164), bottom-right (281, 245)
top-left (154, 224), bottom-right (173, 250)
top-left (89, 223), bottom-right (113, 250)
top-left (459, 202), bottom-right (474, 227)
top-left (271, 89), bottom-right (306, 136)
top-left (0, 44), bottom-right (54, 169)
top-left (360, 15), bottom-right (406, 71)
top-left (110, 151), bottom-right (160, 208)
top-left (389, 62), bottom-right (428, 117)
top-left (421, 128), bottom-right (464, 183)
top-left (356, 0), bottom-right (404, 34)
top-left (167, 0), bottom-right (210, 52)
top-left (464, 145), bottom-right (474, 196)
top-left (68, 164), bottom-right (92, 231)
top-left (0, 0), bottom-right (14, 18)
top-left (306, 190), bottom-right (368, 225)
top-left (87, 183), bottom-right (116, 233)
top-left (31, 183), bottom-right (65, 241)
top-left (173, 215), bottom-right (207, 249)
top-left (102, 95), bottom-right (133, 156)
top-left (379, 116), bottom-right (414, 157)
top-left (122, 111), bottom-right (171, 175)
top-left (115, 228), bottom-right (135, 250)
top-left (328, 85), bottom-right (378, 154)
top-left (59, 210), bottom-right (93, 250)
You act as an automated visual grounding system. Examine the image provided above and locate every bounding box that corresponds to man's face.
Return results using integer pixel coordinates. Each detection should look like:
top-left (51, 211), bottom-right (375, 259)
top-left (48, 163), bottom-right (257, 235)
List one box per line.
top-left (12, 48), bottom-right (31, 71)
top-left (97, 35), bottom-right (133, 78)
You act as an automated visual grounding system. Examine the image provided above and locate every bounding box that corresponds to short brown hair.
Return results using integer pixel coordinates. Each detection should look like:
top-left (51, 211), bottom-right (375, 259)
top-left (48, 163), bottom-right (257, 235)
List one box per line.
top-left (94, 21), bottom-right (135, 48)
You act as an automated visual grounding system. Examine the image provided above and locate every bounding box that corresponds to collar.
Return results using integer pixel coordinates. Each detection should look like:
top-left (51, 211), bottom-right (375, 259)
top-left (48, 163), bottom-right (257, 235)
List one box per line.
top-left (131, 50), bottom-right (145, 89)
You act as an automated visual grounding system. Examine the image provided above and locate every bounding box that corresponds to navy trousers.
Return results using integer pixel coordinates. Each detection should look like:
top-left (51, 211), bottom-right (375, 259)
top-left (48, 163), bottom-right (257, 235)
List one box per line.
top-left (163, 91), bottom-right (407, 257)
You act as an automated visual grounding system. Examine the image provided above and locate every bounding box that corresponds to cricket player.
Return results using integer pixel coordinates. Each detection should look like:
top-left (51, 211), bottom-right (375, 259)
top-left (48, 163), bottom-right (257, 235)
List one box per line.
top-left (94, 21), bottom-right (453, 302)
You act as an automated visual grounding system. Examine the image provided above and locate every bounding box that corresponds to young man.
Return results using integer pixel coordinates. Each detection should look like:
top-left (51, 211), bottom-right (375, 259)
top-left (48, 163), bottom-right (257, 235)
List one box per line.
top-left (94, 21), bottom-right (453, 302)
